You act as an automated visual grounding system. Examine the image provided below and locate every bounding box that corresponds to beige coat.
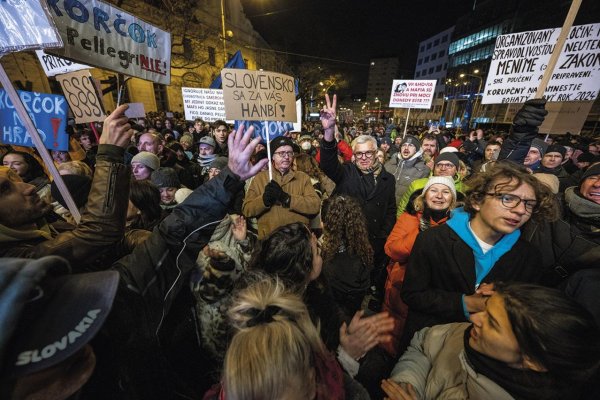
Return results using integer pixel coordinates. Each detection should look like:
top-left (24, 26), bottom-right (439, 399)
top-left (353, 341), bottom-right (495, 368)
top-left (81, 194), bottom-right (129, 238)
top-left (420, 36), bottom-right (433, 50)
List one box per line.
top-left (242, 169), bottom-right (320, 239)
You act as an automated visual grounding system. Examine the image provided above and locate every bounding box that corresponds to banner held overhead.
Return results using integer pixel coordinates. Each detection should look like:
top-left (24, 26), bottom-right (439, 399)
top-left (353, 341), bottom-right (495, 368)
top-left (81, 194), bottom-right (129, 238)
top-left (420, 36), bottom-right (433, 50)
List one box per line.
top-left (35, 50), bottom-right (91, 77)
top-left (388, 80), bottom-right (437, 109)
top-left (45, 0), bottom-right (171, 84)
top-left (483, 23), bottom-right (600, 104)
top-left (221, 69), bottom-right (297, 122)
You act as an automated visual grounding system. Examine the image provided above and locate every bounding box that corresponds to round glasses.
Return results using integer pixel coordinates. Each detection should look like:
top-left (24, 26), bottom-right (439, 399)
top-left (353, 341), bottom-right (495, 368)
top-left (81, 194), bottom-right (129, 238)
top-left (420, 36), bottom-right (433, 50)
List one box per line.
top-left (485, 192), bottom-right (537, 213)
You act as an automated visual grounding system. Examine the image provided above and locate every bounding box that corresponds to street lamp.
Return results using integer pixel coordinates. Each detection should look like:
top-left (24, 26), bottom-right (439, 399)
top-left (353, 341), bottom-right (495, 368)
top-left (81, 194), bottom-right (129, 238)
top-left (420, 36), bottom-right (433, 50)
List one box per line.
top-left (459, 71), bottom-right (484, 127)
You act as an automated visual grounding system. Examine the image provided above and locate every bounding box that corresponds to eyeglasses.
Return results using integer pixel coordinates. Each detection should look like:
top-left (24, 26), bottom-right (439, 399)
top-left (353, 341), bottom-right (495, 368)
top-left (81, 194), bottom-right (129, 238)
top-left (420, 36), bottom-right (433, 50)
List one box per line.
top-left (485, 193), bottom-right (537, 212)
top-left (274, 151), bottom-right (294, 158)
top-left (355, 151), bottom-right (375, 159)
top-left (435, 163), bottom-right (456, 170)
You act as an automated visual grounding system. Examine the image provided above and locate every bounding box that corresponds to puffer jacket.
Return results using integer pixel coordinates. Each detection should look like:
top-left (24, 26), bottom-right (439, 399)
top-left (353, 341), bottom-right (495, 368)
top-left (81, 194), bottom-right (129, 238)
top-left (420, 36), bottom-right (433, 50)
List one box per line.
top-left (0, 144), bottom-right (130, 271)
top-left (390, 323), bottom-right (515, 400)
top-left (97, 169), bottom-right (246, 400)
top-left (384, 152), bottom-right (430, 202)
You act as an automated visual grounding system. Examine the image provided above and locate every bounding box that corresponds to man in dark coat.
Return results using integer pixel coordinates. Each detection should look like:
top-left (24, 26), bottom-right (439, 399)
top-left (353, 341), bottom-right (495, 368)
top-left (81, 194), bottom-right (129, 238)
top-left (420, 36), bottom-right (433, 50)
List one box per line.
top-left (400, 162), bottom-right (558, 353)
top-left (319, 94), bottom-right (396, 302)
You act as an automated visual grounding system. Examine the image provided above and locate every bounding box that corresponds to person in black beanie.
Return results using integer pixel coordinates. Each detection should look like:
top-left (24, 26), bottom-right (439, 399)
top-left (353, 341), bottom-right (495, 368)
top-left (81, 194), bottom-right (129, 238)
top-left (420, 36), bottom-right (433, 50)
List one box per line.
top-left (537, 144), bottom-right (571, 192)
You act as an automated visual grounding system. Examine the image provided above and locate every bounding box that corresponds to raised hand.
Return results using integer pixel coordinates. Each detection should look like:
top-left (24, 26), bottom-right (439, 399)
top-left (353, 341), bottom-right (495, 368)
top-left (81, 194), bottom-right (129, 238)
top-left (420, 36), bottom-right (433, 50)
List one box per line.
top-left (227, 124), bottom-right (269, 180)
top-left (320, 93), bottom-right (337, 141)
top-left (100, 104), bottom-right (134, 147)
top-left (231, 215), bottom-right (247, 242)
top-left (339, 310), bottom-right (394, 359)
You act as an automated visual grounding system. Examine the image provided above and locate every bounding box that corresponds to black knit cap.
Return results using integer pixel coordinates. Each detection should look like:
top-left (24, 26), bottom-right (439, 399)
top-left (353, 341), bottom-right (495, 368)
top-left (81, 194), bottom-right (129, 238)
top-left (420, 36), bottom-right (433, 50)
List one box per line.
top-left (581, 163), bottom-right (600, 182)
top-left (435, 152), bottom-right (460, 169)
top-left (50, 175), bottom-right (92, 209)
top-left (151, 167), bottom-right (181, 189)
top-left (545, 144), bottom-right (566, 158)
top-left (269, 136), bottom-right (295, 155)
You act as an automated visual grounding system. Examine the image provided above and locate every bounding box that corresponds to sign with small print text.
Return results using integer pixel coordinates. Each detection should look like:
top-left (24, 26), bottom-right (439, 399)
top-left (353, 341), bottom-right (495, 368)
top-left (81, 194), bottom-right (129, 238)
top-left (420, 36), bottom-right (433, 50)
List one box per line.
top-left (389, 80), bottom-right (437, 109)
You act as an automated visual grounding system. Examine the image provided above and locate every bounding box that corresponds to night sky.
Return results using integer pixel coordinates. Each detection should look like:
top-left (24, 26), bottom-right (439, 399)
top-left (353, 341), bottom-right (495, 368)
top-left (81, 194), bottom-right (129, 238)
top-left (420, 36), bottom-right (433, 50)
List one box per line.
top-left (240, 0), bottom-right (474, 94)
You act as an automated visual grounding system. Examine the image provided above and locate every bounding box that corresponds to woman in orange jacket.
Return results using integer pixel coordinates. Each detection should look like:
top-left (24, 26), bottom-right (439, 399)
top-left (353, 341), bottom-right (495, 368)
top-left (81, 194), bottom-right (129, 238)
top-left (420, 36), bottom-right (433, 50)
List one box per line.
top-left (382, 176), bottom-right (458, 357)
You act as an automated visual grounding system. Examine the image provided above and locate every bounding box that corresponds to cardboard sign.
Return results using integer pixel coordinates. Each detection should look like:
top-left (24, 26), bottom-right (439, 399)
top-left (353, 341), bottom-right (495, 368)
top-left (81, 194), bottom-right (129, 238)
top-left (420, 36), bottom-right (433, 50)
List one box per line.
top-left (389, 80), bottom-right (437, 109)
top-left (0, 89), bottom-right (68, 151)
top-left (35, 50), bottom-right (91, 76)
top-left (483, 23), bottom-right (600, 104)
top-left (55, 70), bottom-right (105, 124)
top-left (45, 0), bottom-right (171, 84)
top-left (0, 0), bottom-right (62, 53)
top-left (182, 87), bottom-right (226, 122)
top-left (234, 100), bottom-right (302, 144)
top-left (538, 101), bottom-right (593, 135)
top-left (124, 102), bottom-right (146, 118)
top-left (221, 69), bottom-right (297, 122)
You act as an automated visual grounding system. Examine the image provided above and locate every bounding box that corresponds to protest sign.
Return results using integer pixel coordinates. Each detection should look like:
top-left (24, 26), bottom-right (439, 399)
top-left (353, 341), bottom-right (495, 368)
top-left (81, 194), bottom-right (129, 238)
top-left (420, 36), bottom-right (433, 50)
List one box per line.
top-left (55, 70), bottom-right (105, 124)
top-left (389, 80), bottom-right (437, 109)
top-left (45, 0), bottom-right (171, 84)
top-left (124, 102), bottom-right (146, 118)
top-left (0, 0), bottom-right (62, 53)
top-left (182, 88), bottom-right (226, 122)
top-left (221, 69), bottom-right (297, 122)
top-left (0, 89), bottom-right (68, 151)
top-left (235, 99), bottom-right (302, 143)
top-left (483, 23), bottom-right (600, 104)
top-left (35, 50), bottom-right (91, 76)
top-left (538, 101), bottom-right (593, 135)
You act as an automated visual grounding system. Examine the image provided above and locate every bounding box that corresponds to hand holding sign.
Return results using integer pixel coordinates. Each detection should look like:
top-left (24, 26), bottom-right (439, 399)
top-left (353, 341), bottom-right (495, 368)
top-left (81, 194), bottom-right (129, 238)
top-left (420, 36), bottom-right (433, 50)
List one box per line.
top-left (100, 104), bottom-right (134, 148)
top-left (320, 94), bottom-right (337, 141)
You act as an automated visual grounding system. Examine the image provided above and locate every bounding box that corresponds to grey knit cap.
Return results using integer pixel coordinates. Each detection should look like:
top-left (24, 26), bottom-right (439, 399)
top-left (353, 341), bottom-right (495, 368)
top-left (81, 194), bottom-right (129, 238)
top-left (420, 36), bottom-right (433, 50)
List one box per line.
top-left (151, 167), bottom-right (181, 189)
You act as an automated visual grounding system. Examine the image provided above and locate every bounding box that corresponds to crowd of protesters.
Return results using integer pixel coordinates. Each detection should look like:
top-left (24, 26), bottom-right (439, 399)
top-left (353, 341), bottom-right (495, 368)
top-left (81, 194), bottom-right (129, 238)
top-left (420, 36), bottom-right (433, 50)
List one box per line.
top-left (1, 96), bottom-right (600, 400)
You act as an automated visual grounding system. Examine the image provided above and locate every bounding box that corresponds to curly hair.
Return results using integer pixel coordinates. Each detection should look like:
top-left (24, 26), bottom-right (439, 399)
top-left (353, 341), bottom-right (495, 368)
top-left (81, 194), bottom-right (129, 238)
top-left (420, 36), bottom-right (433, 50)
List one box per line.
top-left (321, 195), bottom-right (373, 268)
top-left (463, 161), bottom-right (559, 222)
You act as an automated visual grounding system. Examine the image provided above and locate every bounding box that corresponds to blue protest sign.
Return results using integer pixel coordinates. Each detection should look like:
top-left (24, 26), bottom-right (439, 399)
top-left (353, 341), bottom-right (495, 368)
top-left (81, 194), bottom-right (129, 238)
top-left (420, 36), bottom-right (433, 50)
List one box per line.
top-left (0, 90), bottom-right (68, 151)
top-left (234, 120), bottom-right (294, 144)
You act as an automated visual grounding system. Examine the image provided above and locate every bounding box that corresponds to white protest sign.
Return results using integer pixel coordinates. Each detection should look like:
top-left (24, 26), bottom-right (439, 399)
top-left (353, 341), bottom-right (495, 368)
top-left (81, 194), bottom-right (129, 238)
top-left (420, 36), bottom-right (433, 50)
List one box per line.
top-left (35, 50), bottom-right (91, 76)
top-left (293, 99), bottom-right (302, 132)
top-left (483, 23), bottom-right (600, 104)
top-left (55, 69), bottom-right (105, 124)
top-left (388, 80), bottom-right (437, 109)
top-left (0, 0), bottom-right (62, 54)
top-left (221, 69), bottom-right (297, 122)
top-left (182, 87), bottom-right (226, 122)
top-left (45, 0), bottom-right (171, 84)
top-left (124, 102), bottom-right (146, 118)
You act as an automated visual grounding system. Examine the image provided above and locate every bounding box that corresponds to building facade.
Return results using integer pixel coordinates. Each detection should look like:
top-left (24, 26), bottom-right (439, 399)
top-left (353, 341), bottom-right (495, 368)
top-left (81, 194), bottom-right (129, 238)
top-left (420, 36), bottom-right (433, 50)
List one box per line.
top-left (1, 0), bottom-right (283, 115)
top-left (366, 57), bottom-right (399, 121)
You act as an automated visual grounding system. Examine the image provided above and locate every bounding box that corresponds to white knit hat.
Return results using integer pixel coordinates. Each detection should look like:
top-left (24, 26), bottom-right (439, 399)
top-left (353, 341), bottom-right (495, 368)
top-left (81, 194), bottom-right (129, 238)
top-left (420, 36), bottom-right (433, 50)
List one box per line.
top-left (422, 176), bottom-right (457, 199)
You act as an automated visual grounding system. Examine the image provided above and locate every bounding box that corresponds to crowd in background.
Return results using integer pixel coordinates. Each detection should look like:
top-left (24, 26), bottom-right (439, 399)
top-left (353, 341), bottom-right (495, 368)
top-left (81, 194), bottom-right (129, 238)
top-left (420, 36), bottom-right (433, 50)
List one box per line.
top-left (1, 97), bottom-right (600, 400)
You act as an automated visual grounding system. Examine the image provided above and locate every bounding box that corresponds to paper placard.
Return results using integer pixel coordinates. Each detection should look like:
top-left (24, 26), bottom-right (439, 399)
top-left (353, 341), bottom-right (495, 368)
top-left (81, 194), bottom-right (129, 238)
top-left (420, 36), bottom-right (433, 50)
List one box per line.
top-left (182, 87), bottom-right (226, 122)
top-left (0, 89), bottom-right (68, 151)
top-left (0, 0), bottom-right (62, 53)
top-left (55, 70), bottom-right (105, 124)
top-left (388, 80), bottom-right (437, 109)
top-left (45, 0), bottom-right (171, 84)
top-left (221, 69), bottom-right (297, 122)
top-left (124, 102), bottom-right (146, 118)
top-left (235, 99), bottom-right (303, 143)
top-left (35, 50), bottom-right (91, 76)
top-left (483, 23), bottom-right (600, 104)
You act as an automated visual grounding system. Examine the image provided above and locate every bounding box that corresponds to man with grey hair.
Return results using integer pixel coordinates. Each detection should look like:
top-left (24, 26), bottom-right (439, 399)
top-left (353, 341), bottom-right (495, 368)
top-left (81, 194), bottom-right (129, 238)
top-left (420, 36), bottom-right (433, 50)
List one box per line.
top-left (319, 94), bottom-right (396, 306)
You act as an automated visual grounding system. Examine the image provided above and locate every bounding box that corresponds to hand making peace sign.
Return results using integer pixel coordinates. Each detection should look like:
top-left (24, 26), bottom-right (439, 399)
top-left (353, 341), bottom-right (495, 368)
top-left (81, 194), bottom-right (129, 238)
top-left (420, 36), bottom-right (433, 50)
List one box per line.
top-left (320, 93), bottom-right (337, 141)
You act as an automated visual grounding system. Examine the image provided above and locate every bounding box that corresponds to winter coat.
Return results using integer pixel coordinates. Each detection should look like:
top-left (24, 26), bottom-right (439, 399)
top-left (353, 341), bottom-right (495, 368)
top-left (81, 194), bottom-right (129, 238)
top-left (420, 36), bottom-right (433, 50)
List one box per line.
top-left (242, 169), bottom-right (321, 240)
top-left (522, 186), bottom-right (600, 287)
top-left (323, 249), bottom-right (371, 318)
top-left (382, 211), bottom-right (448, 357)
top-left (98, 169), bottom-right (246, 400)
top-left (390, 323), bottom-right (515, 400)
top-left (191, 215), bottom-right (257, 364)
top-left (384, 153), bottom-right (430, 202)
top-left (0, 144), bottom-right (132, 271)
top-left (319, 138), bottom-right (396, 245)
top-left (400, 219), bottom-right (541, 353)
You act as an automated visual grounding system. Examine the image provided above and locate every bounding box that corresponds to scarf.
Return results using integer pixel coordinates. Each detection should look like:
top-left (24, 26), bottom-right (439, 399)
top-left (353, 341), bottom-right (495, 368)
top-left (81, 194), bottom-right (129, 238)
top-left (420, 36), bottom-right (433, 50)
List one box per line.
top-left (197, 153), bottom-right (217, 167)
top-left (565, 187), bottom-right (600, 228)
top-left (357, 159), bottom-right (383, 181)
top-left (447, 208), bottom-right (520, 289)
top-left (419, 207), bottom-right (449, 232)
top-left (463, 326), bottom-right (560, 400)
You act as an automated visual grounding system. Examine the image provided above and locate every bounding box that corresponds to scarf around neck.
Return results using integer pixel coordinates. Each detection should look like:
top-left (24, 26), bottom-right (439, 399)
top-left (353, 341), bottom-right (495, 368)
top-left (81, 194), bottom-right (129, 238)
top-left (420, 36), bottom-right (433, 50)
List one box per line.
top-left (463, 325), bottom-right (559, 400)
top-left (565, 186), bottom-right (600, 226)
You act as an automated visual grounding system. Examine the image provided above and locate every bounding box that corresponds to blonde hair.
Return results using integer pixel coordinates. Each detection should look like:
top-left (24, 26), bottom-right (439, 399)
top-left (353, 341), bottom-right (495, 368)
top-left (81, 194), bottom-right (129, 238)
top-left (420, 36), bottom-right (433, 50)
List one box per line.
top-left (224, 276), bottom-right (324, 400)
top-left (57, 161), bottom-right (93, 177)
